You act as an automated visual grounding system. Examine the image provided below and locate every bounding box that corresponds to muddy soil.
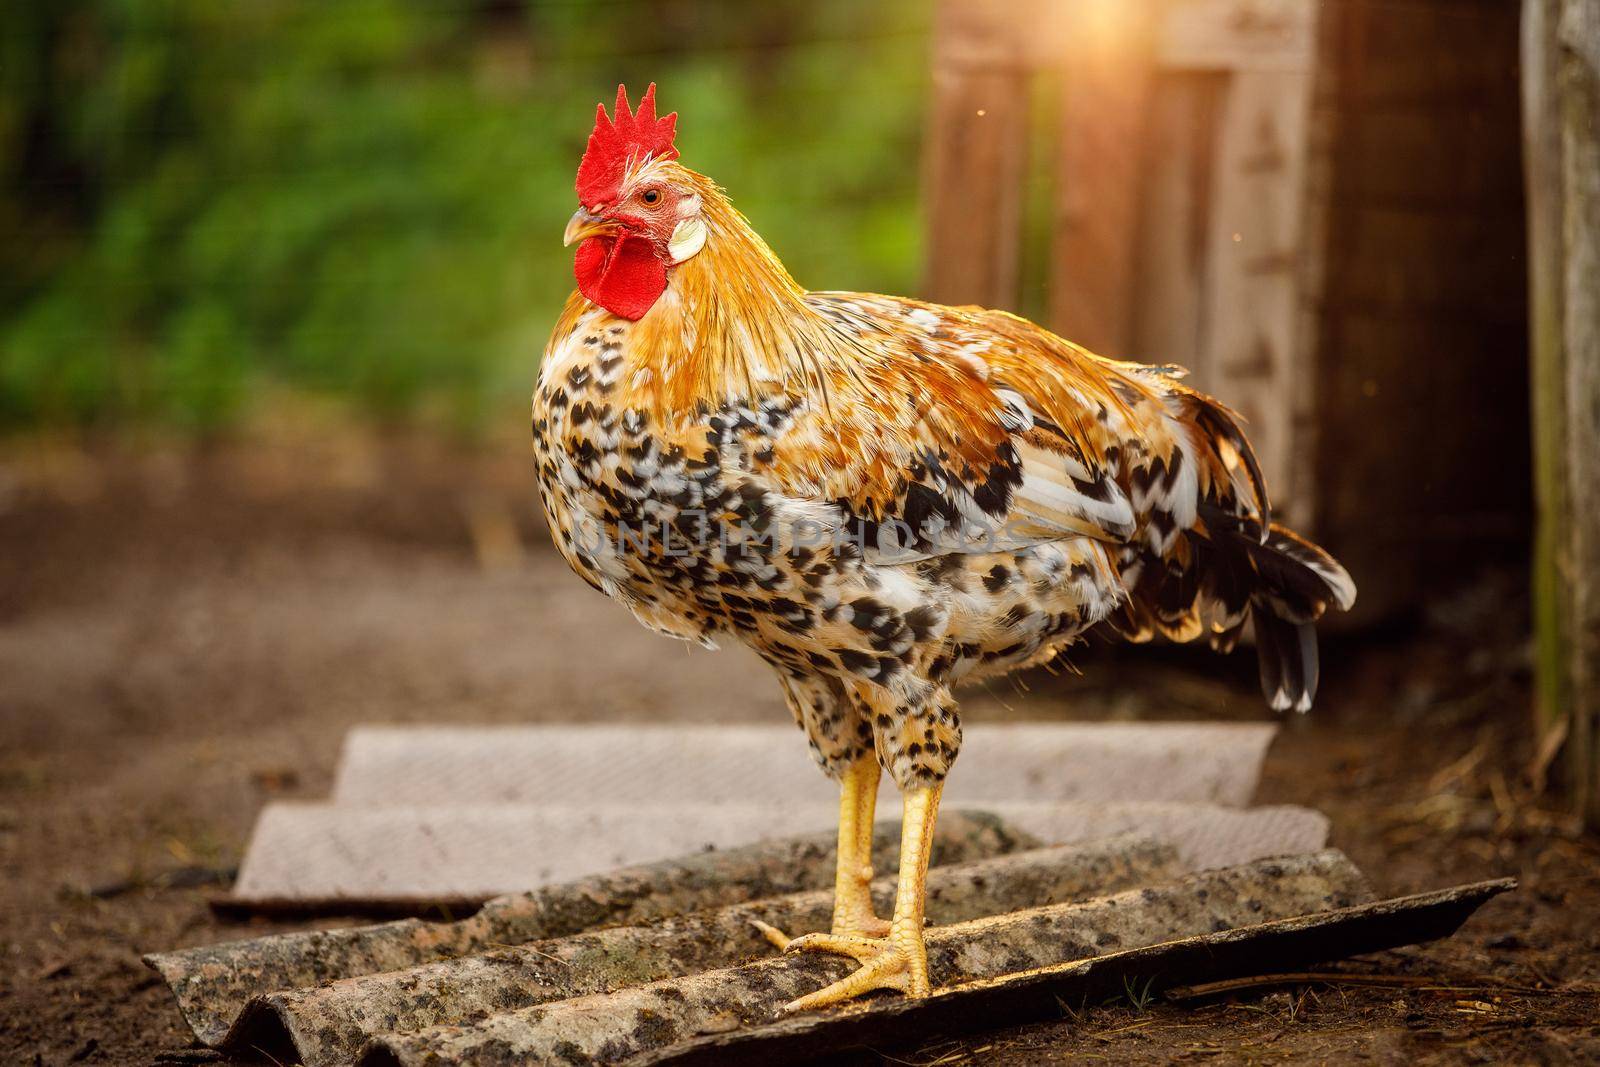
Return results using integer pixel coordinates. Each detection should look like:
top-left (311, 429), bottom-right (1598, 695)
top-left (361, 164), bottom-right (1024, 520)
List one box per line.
top-left (2, 437), bottom-right (1596, 1065)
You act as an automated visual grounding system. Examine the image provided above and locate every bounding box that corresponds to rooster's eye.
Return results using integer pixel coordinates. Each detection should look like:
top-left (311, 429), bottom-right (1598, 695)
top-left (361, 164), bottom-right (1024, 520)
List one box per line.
top-left (641, 189), bottom-right (661, 206)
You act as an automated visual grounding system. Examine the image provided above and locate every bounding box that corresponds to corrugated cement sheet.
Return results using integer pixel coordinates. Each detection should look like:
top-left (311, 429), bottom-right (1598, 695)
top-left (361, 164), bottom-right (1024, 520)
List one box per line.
top-left (226, 723), bottom-right (1315, 908)
top-left (329, 722), bottom-right (1278, 807)
top-left (232, 801), bottom-right (1328, 907)
top-left (146, 831), bottom-right (1513, 1066)
top-left (143, 722), bottom-right (1507, 1065)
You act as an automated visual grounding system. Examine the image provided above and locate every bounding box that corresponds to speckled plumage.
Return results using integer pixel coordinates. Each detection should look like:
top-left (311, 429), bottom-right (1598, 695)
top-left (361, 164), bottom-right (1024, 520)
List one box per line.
top-left (533, 160), bottom-right (1354, 792)
top-left (536, 89), bottom-right (1355, 1008)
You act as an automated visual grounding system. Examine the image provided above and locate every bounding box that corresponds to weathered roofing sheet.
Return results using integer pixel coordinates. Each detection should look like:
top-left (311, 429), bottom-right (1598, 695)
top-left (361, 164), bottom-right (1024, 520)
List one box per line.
top-left (625, 878), bottom-right (1516, 1067)
top-left (353, 850), bottom-right (1375, 1067)
top-left (330, 723), bottom-right (1278, 807)
top-left (152, 811), bottom-right (1030, 1048)
top-left (229, 800), bottom-right (1328, 908)
top-left (151, 828), bottom-right (1512, 1066)
top-left (146, 723), bottom-right (1511, 1064)
top-left (221, 837), bottom-right (1180, 1067)
top-left (225, 722), bottom-right (1302, 909)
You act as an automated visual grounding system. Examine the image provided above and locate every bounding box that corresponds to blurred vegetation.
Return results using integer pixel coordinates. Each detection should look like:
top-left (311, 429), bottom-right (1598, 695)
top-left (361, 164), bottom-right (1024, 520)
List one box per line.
top-left (0, 0), bottom-right (928, 434)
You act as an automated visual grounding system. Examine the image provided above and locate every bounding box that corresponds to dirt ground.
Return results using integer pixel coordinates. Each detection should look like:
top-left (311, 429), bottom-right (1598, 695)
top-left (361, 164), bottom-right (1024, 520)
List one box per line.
top-left (2, 435), bottom-right (1597, 1066)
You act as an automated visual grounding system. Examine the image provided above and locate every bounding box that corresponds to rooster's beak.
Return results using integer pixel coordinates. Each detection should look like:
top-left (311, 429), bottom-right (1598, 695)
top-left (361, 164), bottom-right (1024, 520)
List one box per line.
top-left (564, 207), bottom-right (612, 247)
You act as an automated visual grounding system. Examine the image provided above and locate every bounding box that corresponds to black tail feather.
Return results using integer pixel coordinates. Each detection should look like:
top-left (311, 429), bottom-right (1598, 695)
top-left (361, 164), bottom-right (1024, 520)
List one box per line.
top-left (1108, 503), bottom-right (1354, 714)
top-left (1254, 610), bottom-right (1319, 713)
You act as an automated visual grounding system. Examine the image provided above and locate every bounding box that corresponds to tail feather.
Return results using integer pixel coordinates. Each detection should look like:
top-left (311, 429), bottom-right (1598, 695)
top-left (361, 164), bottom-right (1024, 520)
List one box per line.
top-left (1103, 382), bottom-right (1356, 714)
top-left (1255, 611), bottom-right (1319, 713)
top-left (1181, 394), bottom-right (1272, 534)
top-left (1210, 506), bottom-right (1353, 713)
top-left (1108, 502), bottom-right (1355, 714)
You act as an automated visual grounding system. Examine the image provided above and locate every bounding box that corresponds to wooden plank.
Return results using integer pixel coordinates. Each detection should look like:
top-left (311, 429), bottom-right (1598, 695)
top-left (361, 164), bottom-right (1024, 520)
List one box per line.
top-left (1193, 65), bottom-right (1315, 519)
top-left (1291, 8), bottom-right (1342, 542)
top-left (928, 0), bottom-right (1533, 637)
top-left (1556, 0), bottom-right (1600, 828)
top-left (1346, 109), bottom-right (1529, 208)
top-left (1047, 0), bottom-right (1156, 355)
top-left (920, 69), bottom-right (1030, 309)
top-left (1308, 0), bottom-right (1529, 623)
top-left (1524, 0), bottom-right (1570, 762)
top-left (1130, 71), bottom-right (1225, 370)
top-left (921, 0), bottom-right (1034, 310)
top-left (1336, 207), bottom-right (1532, 313)
top-left (1524, 0), bottom-right (1600, 828)
top-left (1158, 0), bottom-right (1317, 71)
top-left (1354, 1), bottom-right (1525, 105)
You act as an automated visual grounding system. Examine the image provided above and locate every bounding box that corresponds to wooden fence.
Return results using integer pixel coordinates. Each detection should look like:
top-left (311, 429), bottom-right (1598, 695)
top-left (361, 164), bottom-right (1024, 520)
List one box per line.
top-left (925, 0), bottom-right (1321, 529)
top-left (921, 0), bottom-right (1529, 625)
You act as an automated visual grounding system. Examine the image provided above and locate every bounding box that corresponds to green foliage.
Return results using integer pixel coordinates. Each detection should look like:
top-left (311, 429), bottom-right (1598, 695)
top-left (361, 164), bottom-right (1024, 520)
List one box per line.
top-left (0, 0), bottom-right (929, 433)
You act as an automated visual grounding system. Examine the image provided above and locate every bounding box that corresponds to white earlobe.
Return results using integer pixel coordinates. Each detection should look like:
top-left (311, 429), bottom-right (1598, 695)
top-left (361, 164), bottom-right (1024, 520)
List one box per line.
top-left (668, 216), bottom-right (707, 264)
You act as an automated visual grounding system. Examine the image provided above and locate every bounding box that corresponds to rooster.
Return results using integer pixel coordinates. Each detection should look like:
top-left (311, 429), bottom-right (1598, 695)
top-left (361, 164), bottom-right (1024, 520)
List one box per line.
top-left (532, 85), bottom-right (1356, 1011)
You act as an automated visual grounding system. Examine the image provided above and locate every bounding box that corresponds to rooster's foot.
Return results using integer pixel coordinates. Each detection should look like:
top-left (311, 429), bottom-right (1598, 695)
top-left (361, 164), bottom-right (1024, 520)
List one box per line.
top-left (774, 929), bottom-right (930, 1011)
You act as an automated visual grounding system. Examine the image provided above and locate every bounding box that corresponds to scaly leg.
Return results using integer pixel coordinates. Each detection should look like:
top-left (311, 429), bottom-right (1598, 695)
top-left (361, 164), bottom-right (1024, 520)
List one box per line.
top-left (828, 754), bottom-right (889, 936)
top-left (777, 781), bottom-right (944, 1011)
top-left (755, 754), bottom-right (888, 950)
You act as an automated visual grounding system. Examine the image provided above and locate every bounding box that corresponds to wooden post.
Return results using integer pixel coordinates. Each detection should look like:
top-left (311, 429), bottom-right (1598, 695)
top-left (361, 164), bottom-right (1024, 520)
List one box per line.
top-left (1567, 1), bottom-right (1600, 830)
top-left (1048, 0), bottom-right (1318, 523)
top-left (1523, 0), bottom-right (1600, 828)
top-left (922, 0), bottom-right (1037, 309)
top-left (1189, 40), bottom-right (1316, 528)
top-left (1049, 1), bottom-right (1156, 356)
top-left (1129, 72), bottom-right (1223, 375)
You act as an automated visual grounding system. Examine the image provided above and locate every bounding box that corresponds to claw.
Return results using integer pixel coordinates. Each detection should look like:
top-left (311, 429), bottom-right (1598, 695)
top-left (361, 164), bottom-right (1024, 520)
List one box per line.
top-left (777, 931), bottom-right (927, 1012)
top-left (750, 918), bottom-right (793, 951)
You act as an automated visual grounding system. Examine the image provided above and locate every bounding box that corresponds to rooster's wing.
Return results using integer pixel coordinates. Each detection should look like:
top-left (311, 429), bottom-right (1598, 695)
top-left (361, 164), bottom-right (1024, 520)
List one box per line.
top-left (747, 293), bottom-right (1265, 565)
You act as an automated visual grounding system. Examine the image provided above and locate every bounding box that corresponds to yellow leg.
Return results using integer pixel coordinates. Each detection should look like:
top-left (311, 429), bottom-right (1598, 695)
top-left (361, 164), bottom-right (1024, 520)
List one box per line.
top-left (778, 781), bottom-right (943, 1011)
top-left (754, 755), bottom-right (888, 951)
top-left (829, 755), bottom-right (888, 937)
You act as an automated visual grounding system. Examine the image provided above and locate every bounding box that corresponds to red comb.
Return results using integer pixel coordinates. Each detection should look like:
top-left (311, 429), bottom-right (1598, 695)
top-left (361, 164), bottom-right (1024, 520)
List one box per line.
top-left (575, 83), bottom-right (678, 206)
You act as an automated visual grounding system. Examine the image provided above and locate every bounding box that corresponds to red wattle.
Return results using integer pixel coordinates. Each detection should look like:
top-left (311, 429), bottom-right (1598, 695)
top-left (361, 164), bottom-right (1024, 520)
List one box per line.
top-left (574, 236), bottom-right (667, 321)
